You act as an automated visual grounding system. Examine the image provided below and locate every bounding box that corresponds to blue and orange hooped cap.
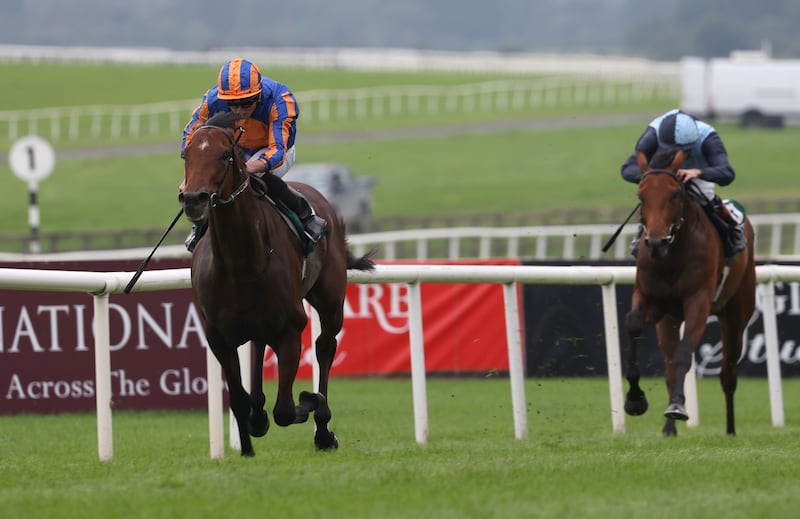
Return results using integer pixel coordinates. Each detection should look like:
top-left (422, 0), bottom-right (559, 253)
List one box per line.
top-left (217, 58), bottom-right (262, 100)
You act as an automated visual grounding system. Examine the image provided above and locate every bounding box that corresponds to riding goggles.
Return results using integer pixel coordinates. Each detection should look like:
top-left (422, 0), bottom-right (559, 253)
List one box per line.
top-left (226, 94), bottom-right (259, 108)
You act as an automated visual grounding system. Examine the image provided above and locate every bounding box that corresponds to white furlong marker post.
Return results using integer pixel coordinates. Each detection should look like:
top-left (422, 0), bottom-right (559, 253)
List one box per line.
top-left (8, 135), bottom-right (55, 254)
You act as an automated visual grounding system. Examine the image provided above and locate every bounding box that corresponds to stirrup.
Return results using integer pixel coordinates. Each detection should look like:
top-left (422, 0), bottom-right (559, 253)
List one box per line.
top-left (630, 225), bottom-right (643, 258)
top-left (725, 226), bottom-right (747, 257)
top-left (290, 188), bottom-right (326, 243)
top-left (303, 214), bottom-right (327, 243)
top-left (185, 226), bottom-right (199, 252)
top-left (184, 221), bottom-right (207, 253)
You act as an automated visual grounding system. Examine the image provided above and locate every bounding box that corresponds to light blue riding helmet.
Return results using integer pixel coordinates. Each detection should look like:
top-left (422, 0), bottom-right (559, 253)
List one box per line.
top-left (658, 110), bottom-right (699, 150)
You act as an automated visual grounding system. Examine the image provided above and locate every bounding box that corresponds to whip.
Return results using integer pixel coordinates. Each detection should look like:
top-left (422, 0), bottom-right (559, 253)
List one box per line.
top-left (601, 203), bottom-right (640, 253)
top-left (123, 208), bottom-right (184, 294)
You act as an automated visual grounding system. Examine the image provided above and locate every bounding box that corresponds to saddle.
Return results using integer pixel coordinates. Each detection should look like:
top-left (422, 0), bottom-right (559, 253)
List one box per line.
top-left (686, 185), bottom-right (746, 259)
top-left (249, 175), bottom-right (320, 256)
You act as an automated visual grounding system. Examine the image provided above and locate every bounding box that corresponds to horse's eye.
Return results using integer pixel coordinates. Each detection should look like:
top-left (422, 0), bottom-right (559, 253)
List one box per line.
top-left (221, 151), bottom-right (232, 162)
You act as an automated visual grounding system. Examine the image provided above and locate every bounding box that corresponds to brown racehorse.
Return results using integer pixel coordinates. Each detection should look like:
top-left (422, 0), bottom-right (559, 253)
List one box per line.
top-left (179, 112), bottom-right (375, 456)
top-left (623, 148), bottom-right (756, 437)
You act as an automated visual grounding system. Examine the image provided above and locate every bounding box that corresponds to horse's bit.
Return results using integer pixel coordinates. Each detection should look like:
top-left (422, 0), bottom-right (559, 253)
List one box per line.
top-left (196, 124), bottom-right (249, 208)
top-left (639, 169), bottom-right (686, 244)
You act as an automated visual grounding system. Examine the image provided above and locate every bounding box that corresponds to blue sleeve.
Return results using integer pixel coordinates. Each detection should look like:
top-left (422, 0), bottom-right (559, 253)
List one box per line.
top-left (262, 83), bottom-right (299, 171)
top-left (620, 127), bottom-right (658, 183)
top-left (699, 133), bottom-right (735, 186)
top-left (181, 90), bottom-right (214, 157)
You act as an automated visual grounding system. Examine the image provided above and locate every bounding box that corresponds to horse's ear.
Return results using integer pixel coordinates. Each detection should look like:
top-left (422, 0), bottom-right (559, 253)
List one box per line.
top-left (636, 151), bottom-right (649, 172)
top-left (669, 149), bottom-right (687, 171)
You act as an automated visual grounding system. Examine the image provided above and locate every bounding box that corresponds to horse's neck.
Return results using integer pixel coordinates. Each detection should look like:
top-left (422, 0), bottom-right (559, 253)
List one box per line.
top-left (683, 195), bottom-right (710, 234)
top-left (208, 196), bottom-right (270, 271)
top-left (673, 195), bottom-right (721, 262)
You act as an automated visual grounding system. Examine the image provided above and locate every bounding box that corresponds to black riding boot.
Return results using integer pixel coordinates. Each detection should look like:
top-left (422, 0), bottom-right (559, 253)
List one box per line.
top-left (293, 190), bottom-right (327, 243)
top-left (708, 195), bottom-right (746, 257)
top-left (262, 173), bottom-right (327, 244)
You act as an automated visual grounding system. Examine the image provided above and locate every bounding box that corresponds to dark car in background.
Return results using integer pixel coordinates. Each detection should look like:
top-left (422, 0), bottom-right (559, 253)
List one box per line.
top-left (284, 163), bottom-right (377, 232)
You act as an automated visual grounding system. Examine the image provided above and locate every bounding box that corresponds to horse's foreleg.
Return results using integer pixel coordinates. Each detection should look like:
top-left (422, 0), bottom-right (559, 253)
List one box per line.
top-left (655, 317), bottom-right (682, 435)
top-left (210, 338), bottom-right (255, 456)
top-left (248, 342), bottom-right (270, 438)
top-left (624, 305), bottom-right (648, 416)
top-left (664, 304), bottom-right (708, 424)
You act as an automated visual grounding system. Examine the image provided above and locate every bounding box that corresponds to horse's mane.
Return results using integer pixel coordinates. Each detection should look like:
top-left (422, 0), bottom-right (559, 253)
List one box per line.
top-left (649, 148), bottom-right (679, 170)
top-left (187, 112), bottom-right (246, 166)
top-left (205, 111), bottom-right (240, 130)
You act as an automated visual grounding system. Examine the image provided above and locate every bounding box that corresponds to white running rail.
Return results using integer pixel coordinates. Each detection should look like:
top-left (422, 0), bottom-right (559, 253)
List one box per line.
top-left (0, 263), bottom-right (795, 461)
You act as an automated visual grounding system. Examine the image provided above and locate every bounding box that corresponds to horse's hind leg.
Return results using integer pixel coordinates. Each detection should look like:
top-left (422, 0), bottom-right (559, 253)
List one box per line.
top-left (310, 334), bottom-right (338, 450)
top-left (302, 304), bottom-right (342, 450)
top-left (624, 306), bottom-right (648, 416)
top-left (719, 312), bottom-right (746, 436)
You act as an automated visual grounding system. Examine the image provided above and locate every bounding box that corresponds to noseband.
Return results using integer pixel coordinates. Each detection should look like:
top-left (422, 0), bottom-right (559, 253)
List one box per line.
top-left (639, 169), bottom-right (685, 244)
top-left (196, 124), bottom-right (249, 207)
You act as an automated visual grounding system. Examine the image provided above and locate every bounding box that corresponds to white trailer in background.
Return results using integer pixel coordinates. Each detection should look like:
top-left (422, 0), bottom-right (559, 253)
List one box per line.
top-left (681, 50), bottom-right (800, 127)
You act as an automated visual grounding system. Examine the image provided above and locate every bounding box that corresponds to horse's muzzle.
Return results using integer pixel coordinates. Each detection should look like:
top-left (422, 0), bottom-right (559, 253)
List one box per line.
top-left (178, 191), bottom-right (211, 223)
top-left (643, 234), bottom-right (672, 260)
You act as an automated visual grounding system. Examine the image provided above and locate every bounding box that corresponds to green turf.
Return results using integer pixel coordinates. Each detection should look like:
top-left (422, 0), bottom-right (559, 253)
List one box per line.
top-left (0, 62), bottom-right (662, 110)
top-left (0, 123), bottom-right (797, 236)
top-left (0, 377), bottom-right (797, 519)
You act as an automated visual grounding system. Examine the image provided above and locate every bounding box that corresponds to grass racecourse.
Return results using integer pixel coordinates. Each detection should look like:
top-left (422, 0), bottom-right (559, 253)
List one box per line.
top-left (1, 377), bottom-right (799, 519)
top-left (0, 63), bottom-right (799, 517)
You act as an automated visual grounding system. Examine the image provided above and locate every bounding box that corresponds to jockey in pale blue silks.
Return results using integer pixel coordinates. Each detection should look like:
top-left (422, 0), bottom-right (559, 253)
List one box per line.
top-left (180, 58), bottom-right (326, 252)
top-left (621, 109), bottom-right (747, 258)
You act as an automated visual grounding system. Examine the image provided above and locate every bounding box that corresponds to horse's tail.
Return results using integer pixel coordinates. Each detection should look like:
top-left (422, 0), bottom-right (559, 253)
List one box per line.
top-left (346, 246), bottom-right (377, 271)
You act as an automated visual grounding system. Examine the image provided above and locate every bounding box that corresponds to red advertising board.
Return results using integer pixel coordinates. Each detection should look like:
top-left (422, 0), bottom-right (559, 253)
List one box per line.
top-left (0, 258), bottom-right (521, 414)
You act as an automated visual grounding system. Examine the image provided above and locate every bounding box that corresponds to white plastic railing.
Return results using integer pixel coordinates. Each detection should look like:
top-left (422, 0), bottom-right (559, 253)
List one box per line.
top-left (0, 76), bottom-right (677, 144)
top-left (349, 213), bottom-right (800, 261)
top-left (0, 263), bottom-right (795, 461)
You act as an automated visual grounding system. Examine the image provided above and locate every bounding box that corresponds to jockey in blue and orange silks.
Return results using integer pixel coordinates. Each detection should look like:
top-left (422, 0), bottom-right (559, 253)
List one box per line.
top-left (620, 109), bottom-right (747, 258)
top-left (180, 58), bottom-right (325, 252)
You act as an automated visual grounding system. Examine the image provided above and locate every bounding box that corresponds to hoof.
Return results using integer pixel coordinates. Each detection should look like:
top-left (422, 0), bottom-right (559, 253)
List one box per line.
top-left (315, 430), bottom-right (339, 451)
top-left (299, 390), bottom-right (322, 412)
top-left (249, 410), bottom-right (270, 438)
top-left (240, 448), bottom-right (256, 458)
top-left (294, 391), bottom-right (326, 424)
top-left (273, 406), bottom-right (296, 427)
top-left (624, 393), bottom-right (649, 416)
top-left (662, 424), bottom-right (677, 437)
top-left (294, 406), bottom-right (310, 424)
top-left (663, 403), bottom-right (689, 421)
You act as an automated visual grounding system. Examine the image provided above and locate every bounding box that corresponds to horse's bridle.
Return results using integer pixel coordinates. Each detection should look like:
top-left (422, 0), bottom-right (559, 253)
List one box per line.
top-left (639, 168), bottom-right (686, 244)
top-left (196, 123), bottom-right (249, 208)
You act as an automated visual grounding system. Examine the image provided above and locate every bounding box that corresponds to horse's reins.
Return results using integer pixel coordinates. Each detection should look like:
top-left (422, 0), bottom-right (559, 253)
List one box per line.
top-left (198, 123), bottom-right (249, 207)
top-left (602, 168), bottom-right (687, 253)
